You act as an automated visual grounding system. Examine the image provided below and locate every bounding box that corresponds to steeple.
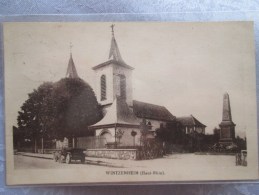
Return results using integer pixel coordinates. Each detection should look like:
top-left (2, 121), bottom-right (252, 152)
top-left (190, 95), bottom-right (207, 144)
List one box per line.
top-left (108, 24), bottom-right (125, 63)
top-left (92, 25), bottom-right (134, 107)
top-left (66, 43), bottom-right (79, 78)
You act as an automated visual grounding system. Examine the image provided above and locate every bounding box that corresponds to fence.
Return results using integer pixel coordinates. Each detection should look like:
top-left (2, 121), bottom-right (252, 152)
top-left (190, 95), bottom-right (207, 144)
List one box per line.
top-left (77, 136), bottom-right (107, 149)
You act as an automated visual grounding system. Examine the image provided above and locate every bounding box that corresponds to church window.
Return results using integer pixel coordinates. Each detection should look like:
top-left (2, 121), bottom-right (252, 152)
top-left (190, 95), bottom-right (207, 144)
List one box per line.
top-left (101, 75), bottom-right (106, 101)
top-left (120, 75), bottom-right (126, 99)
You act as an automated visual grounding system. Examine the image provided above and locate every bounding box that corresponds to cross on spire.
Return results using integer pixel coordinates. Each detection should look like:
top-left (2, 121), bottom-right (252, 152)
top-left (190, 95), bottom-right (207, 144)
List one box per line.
top-left (109, 24), bottom-right (125, 63)
top-left (111, 24), bottom-right (115, 37)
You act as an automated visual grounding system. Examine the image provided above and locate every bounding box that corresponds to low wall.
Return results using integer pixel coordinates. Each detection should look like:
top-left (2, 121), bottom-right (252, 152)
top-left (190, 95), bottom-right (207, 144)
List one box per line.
top-left (85, 149), bottom-right (139, 160)
top-left (195, 152), bottom-right (236, 155)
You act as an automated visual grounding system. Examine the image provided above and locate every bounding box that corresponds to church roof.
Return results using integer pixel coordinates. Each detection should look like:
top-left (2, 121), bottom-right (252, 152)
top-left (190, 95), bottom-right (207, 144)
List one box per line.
top-left (92, 59), bottom-right (134, 70)
top-left (89, 97), bottom-right (140, 129)
top-left (66, 53), bottom-right (79, 78)
top-left (176, 115), bottom-right (206, 127)
top-left (132, 100), bottom-right (176, 121)
top-left (109, 36), bottom-right (124, 62)
top-left (92, 26), bottom-right (134, 70)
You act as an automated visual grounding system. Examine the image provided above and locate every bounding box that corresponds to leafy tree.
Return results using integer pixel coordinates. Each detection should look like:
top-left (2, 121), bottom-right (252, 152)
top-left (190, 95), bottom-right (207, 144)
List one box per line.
top-left (51, 78), bottom-right (102, 139)
top-left (16, 78), bottom-right (102, 151)
top-left (156, 122), bottom-right (183, 143)
top-left (17, 82), bottom-right (54, 152)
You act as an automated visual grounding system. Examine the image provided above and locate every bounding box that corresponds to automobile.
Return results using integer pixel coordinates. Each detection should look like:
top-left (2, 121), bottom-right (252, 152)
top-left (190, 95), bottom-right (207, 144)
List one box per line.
top-left (53, 148), bottom-right (86, 164)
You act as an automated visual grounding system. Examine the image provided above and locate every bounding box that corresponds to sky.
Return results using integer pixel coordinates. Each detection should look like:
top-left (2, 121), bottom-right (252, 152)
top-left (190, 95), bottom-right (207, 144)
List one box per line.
top-left (4, 22), bottom-right (257, 137)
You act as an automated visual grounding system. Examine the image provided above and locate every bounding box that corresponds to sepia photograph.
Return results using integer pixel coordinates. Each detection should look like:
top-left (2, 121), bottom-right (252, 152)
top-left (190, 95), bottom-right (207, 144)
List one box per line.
top-left (4, 22), bottom-right (258, 185)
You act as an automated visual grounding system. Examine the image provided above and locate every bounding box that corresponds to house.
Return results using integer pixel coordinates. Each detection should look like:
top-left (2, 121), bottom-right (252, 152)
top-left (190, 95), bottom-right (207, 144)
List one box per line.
top-left (176, 115), bottom-right (206, 134)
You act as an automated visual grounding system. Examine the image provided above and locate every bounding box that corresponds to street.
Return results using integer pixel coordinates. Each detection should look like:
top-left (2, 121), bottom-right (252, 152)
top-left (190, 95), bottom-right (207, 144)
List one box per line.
top-left (13, 153), bottom-right (251, 182)
top-left (14, 153), bottom-right (245, 171)
top-left (14, 155), bottom-right (122, 170)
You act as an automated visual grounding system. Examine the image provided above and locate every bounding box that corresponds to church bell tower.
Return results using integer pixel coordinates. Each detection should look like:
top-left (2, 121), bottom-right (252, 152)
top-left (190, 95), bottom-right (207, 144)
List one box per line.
top-left (92, 24), bottom-right (134, 107)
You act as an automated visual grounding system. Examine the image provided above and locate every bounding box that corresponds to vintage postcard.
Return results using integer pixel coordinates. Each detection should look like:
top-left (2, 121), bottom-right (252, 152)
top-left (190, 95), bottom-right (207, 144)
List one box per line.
top-left (4, 22), bottom-right (258, 185)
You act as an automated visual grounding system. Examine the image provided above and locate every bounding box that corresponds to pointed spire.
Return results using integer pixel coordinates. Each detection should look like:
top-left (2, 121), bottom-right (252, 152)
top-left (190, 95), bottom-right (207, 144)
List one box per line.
top-left (108, 24), bottom-right (125, 63)
top-left (222, 92), bottom-right (232, 121)
top-left (66, 42), bottom-right (79, 78)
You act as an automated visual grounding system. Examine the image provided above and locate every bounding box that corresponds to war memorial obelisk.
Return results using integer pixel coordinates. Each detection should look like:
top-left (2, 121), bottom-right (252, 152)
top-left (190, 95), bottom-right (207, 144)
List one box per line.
top-left (219, 93), bottom-right (236, 145)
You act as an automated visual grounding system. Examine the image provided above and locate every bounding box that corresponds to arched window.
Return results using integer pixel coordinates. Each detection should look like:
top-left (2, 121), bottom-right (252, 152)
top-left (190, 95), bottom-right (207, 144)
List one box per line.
top-left (120, 75), bottom-right (126, 99)
top-left (101, 75), bottom-right (106, 101)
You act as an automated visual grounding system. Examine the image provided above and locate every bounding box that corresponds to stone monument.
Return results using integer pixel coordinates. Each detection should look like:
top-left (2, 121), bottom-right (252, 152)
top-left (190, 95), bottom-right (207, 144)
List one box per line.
top-left (219, 93), bottom-right (236, 145)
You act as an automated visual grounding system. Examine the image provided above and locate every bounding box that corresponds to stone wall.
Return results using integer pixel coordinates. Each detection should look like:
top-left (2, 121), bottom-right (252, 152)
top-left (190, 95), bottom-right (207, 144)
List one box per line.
top-left (118, 127), bottom-right (141, 146)
top-left (85, 149), bottom-right (139, 160)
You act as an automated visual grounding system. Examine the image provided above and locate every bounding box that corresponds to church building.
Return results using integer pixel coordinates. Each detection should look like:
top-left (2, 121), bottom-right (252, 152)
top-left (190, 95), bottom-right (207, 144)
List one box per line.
top-left (67, 25), bottom-right (206, 148)
top-left (88, 25), bottom-right (178, 147)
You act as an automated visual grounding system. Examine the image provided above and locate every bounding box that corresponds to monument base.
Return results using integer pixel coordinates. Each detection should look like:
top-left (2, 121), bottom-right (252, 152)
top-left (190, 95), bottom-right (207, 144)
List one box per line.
top-left (219, 138), bottom-right (235, 146)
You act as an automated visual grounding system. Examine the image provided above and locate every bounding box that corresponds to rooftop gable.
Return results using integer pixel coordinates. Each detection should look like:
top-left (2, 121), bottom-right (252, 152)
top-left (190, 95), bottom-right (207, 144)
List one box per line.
top-left (176, 115), bottom-right (206, 127)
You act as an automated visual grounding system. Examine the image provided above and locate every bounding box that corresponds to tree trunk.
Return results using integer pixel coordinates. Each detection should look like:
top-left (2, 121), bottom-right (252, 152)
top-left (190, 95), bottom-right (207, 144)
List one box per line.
top-left (72, 137), bottom-right (75, 148)
top-left (41, 137), bottom-right (44, 154)
top-left (34, 139), bottom-right (37, 153)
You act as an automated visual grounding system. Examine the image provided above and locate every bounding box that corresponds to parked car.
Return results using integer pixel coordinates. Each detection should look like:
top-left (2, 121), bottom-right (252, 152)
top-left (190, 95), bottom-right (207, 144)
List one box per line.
top-left (53, 148), bottom-right (86, 164)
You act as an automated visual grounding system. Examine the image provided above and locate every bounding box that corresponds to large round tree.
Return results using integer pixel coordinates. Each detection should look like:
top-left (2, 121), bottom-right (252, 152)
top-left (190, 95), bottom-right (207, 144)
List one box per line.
top-left (16, 78), bottom-right (102, 148)
top-left (51, 78), bottom-right (102, 138)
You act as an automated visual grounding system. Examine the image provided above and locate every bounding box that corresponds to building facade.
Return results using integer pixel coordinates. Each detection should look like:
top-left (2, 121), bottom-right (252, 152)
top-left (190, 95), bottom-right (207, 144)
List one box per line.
top-left (88, 26), bottom-right (206, 147)
top-left (176, 115), bottom-right (206, 135)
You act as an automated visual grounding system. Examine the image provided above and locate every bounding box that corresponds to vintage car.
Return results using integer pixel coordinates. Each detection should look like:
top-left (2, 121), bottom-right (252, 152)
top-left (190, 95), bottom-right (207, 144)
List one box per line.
top-left (53, 148), bottom-right (86, 164)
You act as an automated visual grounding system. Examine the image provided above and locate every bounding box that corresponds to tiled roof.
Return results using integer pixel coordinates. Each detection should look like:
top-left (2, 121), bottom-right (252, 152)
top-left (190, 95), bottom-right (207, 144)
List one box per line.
top-left (176, 115), bottom-right (206, 127)
top-left (132, 100), bottom-right (176, 121)
top-left (92, 35), bottom-right (134, 70)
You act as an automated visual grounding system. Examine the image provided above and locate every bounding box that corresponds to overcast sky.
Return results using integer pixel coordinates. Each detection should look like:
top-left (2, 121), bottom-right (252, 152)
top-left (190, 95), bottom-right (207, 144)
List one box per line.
top-left (4, 22), bottom-right (257, 137)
